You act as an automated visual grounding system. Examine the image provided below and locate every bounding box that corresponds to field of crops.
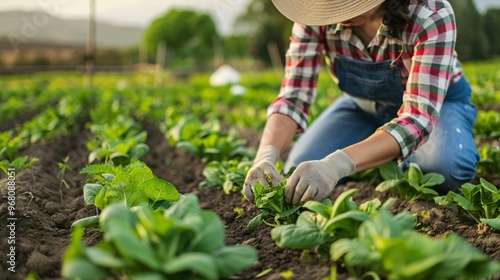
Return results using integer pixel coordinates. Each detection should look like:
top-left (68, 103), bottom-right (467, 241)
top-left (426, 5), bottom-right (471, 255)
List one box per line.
top-left (0, 60), bottom-right (499, 280)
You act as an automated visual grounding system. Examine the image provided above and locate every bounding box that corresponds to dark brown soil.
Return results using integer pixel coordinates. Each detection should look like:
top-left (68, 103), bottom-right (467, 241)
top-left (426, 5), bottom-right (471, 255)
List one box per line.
top-left (0, 121), bottom-right (499, 280)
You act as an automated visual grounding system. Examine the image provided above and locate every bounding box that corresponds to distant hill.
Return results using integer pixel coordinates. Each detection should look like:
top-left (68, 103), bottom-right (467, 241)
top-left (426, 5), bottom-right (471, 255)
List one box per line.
top-left (0, 10), bottom-right (144, 49)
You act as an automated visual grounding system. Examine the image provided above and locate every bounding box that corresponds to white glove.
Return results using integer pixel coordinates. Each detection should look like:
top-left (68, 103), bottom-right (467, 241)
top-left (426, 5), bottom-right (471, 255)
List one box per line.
top-left (243, 145), bottom-right (284, 203)
top-left (285, 150), bottom-right (355, 205)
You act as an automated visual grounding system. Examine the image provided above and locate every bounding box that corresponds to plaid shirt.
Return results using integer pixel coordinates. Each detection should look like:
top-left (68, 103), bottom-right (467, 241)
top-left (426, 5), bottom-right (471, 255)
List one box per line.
top-left (268, 0), bottom-right (463, 158)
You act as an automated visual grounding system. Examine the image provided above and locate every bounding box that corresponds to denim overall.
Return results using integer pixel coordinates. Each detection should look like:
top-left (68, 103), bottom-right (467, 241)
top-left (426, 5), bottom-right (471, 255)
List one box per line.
top-left (284, 55), bottom-right (479, 193)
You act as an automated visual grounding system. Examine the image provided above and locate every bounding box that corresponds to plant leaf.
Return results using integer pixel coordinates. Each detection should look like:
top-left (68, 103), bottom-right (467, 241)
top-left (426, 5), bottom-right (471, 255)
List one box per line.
top-left (140, 178), bottom-right (180, 202)
top-left (162, 252), bottom-right (218, 280)
top-left (323, 211), bottom-right (370, 233)
top-left (379, 161), bottom-right (403, 180)
top-left (449, 192), bottom-right (481, 212)
top-left (100, 205), bottom-right (160, 269)
top-left (434, 195), bottom-right (452, 206)
top-left (271, 223), bottom-right (329, 249)
top-left (247, 213), bottom-right (263, 230)
top-left (131, 143), bottom-right (150, 160)
top-left (130, 167), bottom-right (154, 185)
top-left (376, 179), bottom-right (403, 192)
top-left (110, 152), bottom-right (130, 166)
top-left (62, 258), bottom-right (111, 280)
top-left (106, 183), bottom-right (149, 207)
top-left (189, 212), bottom-right (225, 253)
top-left (359, 198), bottom-right (382, 214)
top-left (480, 178), bottom-right (499, 193)
top-left (277, 205), bottom-right (302, 219)
top-left (480, 219), bottom-right (500, 230)
top-left (303, 200), bottom-right (331, 218)
top-left (421, 173), bottom-right (445, 187)
top-left (71, 216), bottom-right (100, 228)
top-left (83, 184), bottom-right (103, 205)
top-left (94, 185), bottom-right (108, 210)
top-left (177, 141), bottom-right (200, 155)
top-left (407, 165), bottom-right (423, 186)
top-left (213, 245), bottom-right (257, 277)
top-left (85, 247), bottom-right (125, 268)
top-left (330, 189), bottom-right (358, 218)
top-left (112, 172), bottom-right (132, 184)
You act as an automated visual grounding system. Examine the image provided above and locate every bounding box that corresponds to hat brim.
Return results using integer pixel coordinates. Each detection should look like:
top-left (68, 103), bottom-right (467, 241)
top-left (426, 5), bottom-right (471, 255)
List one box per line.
top-left (271, 0), bottom-right (385, 26)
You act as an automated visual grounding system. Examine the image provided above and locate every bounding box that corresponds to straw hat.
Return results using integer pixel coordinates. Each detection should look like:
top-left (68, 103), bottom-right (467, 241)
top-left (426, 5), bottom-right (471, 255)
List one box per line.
top-left (271, 0), bottom-right (386, 26)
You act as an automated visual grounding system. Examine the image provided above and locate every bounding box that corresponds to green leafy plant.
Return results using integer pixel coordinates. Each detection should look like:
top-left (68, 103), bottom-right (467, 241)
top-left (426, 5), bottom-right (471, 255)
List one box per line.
top-left (86, 117), bottom-right (150, 166)
top-left (166, 115), bottom-right (252, 162)
top-left (57, 156), bottom-right (72, 204)
top-left (348, 167), bottom-right (381, 186)
top-left (0, 131), bottom-right (27, 162)
top-left (19, 97), bottom-right (83, 144)
top-left (477, 144), bottom-right (500, 175)
top-left (434, 178), bottom-right (500, 229)
top-left (331, 210), bottom-right (500, 280)
top-left (375, 162), bottom-right (443, 200)
top-left (72, 162), bottom-right (180, 228)
top-left (270, 189), bottom-right (393, 249)
top-left (247, 181), bottom-right (302, 229)
top-left (199, 159), bottom-right (252, 194)
top-left (63, 194), bottom-right (257, 280)
top-left (0, 150), bottom-right (38, 175)
top-left (474, 109), bottom-right (500, 139)
top-left (0, 95), bottom-right (85, 173)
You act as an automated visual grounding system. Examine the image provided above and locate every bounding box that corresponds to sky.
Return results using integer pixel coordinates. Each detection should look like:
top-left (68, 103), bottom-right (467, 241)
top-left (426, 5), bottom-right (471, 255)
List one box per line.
top-left (0, 0), bottom-right (251, 35)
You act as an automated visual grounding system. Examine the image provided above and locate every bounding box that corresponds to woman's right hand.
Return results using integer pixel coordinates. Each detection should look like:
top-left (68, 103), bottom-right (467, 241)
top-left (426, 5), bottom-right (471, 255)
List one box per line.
top-left (243, 145), bottom-right (283, 203)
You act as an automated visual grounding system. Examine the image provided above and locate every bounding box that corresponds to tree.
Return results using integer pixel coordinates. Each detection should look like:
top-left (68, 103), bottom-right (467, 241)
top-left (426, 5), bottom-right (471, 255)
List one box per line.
top-left (96, 48), bottom-right (125, 65)
top-left (235, 0), bottom-right (293, 66)
top-left (31, 52), bottom-right (51, 66)
top-left (122, 46), bottom-right (140, 65)
top-left (449, 0), bottom-right (489, 60)
top-left (143, 9), bottom-right (219, 66)
top-left (483, 9), bottom-right (500, 56)
top-left (222, 35), bottom-right (250, 58)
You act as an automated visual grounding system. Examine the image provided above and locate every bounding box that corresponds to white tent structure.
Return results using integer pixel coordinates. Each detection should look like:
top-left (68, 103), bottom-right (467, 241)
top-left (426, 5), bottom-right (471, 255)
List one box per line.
top-left (209, 64), bottom-right (241, 87)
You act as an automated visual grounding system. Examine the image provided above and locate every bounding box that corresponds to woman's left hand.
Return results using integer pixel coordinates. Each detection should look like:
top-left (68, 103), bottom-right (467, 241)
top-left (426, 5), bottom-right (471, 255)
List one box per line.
top-left (285, 150), bottom-right (356, 205)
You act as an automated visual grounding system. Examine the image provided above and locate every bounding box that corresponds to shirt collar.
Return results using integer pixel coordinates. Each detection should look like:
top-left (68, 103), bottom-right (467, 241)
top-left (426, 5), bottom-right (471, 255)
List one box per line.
top-left (331, 23), bottom-right (402, 41)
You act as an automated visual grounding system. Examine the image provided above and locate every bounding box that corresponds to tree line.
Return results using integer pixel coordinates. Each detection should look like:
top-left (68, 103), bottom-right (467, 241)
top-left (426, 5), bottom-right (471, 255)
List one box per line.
top-left (3, 0), bottom-right (497, 69)
top-left (143, 0), bottom-right (500, 68)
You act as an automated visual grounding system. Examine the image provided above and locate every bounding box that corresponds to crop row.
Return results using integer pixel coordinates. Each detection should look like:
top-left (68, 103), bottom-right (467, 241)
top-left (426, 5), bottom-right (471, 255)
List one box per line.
top-left (1, 66), bottom-right (499, 279)
top-left (60, 93), bottom-right (257, 279)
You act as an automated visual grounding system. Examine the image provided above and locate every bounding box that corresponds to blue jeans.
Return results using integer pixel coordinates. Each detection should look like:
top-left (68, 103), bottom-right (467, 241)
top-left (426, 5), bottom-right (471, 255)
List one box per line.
top-left (284, 93), bottom-right (479, 194)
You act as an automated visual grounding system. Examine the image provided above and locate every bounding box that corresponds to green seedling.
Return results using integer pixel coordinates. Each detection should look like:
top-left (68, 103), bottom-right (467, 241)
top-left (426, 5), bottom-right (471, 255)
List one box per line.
top-left (271, 189), bottom-right (394, 250)
top-left (87, 118), bottom-right (150, 166)
top-left (57, 156), bottom-right (72, 204)
top-left (199, 159), bottom-right (252, 194)
top-left (233, 207), bottom-right (244, 219)
top-left (247, 180), bottom-right (302, 229)
top-left (72, 162), bottom-right (180, 228)
top-left (434, 178), bottom-right (500, 229)
top-left (474, 109), bottom-right (500, 139)
top-left (0, 154), bottom-right (38, 175)
top-left (477, 144), bottom-right (500, 175)
top-left (375, 161), bottom-right (443, 200)
top-left (166, 115), bottom-right (252, 162)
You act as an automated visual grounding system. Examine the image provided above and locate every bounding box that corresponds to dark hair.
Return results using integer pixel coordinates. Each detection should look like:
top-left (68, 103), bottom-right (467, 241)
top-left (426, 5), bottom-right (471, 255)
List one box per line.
top-left (383, 0), bottom-right (411, 33)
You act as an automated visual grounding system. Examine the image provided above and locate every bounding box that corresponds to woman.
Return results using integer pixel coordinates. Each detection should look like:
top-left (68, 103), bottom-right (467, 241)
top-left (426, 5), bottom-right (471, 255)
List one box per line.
top-left (243, 0), bottom-right (479, 206)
